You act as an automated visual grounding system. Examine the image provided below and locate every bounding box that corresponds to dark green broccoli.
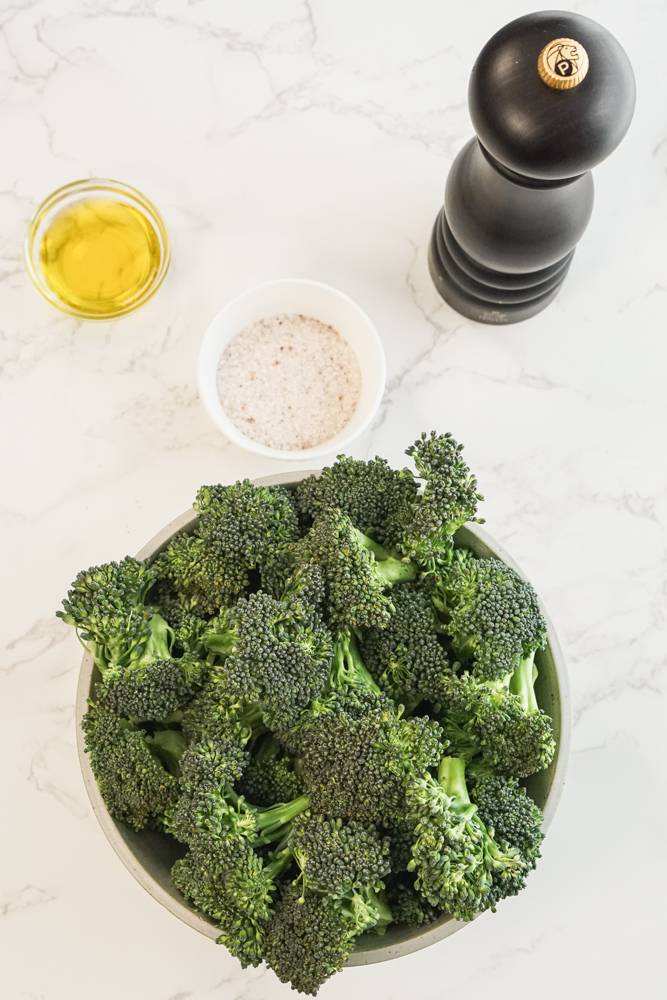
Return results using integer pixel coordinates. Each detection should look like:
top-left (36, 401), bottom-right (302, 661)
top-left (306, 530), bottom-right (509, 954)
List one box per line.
top-left (154, 531), bottom-right (249, 616)
top-left (173, 845), bottom-right (292, 969)
top-left (57, 557), bottom-right (158, 671)
top-left (203, 591), bottom-right (333, 731)
top-left (407, 756), bottom-right (525, 920)
top-left (301, 508), bottom-right (417, 632)
top-left (195, 480), bottom-right (300, 566)
top-left (265, 882), bottom-right (392, 996)
top-left (360, 583), bottom-right (450, 709)
top-left (437, 658), bottom-right (555, 779)
top-left (295, 455), bottom-right (419, 540)
top-left (238, 734), bottom-right (304, 807)
top-left (290, 813), bottom-right (391, 897)
top-left (469, 769), bottom-right (544, 907)
top-left (386, 431), bottom-right (484, 571)
top-left (385, 877), bottom-right (439, 926)
top-left (283, 635), bottom-right (444, 824)
top-left (81, 702), bottom-right (184, 830)
top-left (429, 547), bottom-right (547, 681)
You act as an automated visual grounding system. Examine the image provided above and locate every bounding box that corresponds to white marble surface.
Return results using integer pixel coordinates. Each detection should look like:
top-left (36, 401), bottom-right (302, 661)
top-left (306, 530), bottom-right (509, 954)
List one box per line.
top-left (1, 0), bottom-right (665, 996)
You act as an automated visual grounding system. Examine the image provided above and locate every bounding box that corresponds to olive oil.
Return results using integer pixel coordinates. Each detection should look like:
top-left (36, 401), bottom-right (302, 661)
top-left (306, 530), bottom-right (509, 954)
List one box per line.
top-left (39, 198), bottom-right (162, 315)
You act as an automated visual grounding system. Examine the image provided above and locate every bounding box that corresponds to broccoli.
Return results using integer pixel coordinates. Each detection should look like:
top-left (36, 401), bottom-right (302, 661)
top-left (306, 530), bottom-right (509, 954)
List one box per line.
top-left (238, 734), bottom-right (304, 807)
top-left (429, 547), bottom-right (547, 681)
top-left (290, 813), bottom-right (391, 897)
top-left (469, 769), bottom-right (544, 907)
top-left (57, 557), bottom-right (158, 670)
top-left (155, 531), bottom-right (249, 616)
top-left (195, 480), bottom-right (300, 565)
top-left (58, 560), bottom-right (208, 722)
top-left (407, 756), bottom-right (525, 920)
top-left (81, 702), bottom-right (184, 830)
top-left (265, 882), bottom-right (392, 996)
top-left (387, 431), bottom-right (484, 571)
top-left (283, 635), bottom-right (444, 823)
top-left (360, 583), bottom-right (450, 709)
top-left (385, 877), bottom-right (439, 926)
top-left (295, 454), bottom-right (419, 540)
top-left (173, 846), bottom-right (292, 969)
top-left (203, 591), bottom-right (333, 730)
top-left (301, 508), bottom-right (417, 632)
top-left (437, 658), bottom-right (555, 778)
top-left (64, 436), bottom-right (557, 994)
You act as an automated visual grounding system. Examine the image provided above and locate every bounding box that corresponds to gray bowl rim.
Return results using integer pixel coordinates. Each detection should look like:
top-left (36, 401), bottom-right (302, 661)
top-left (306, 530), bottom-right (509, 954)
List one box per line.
top-left (75, 470), bottom-right (571, 966)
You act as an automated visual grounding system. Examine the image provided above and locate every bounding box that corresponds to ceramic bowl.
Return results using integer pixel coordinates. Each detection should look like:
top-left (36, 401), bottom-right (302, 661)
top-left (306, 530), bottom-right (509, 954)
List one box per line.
top-left (75, 471), bottom-right (570, 965)
top-left (197, 280), bottom-right (386, 460)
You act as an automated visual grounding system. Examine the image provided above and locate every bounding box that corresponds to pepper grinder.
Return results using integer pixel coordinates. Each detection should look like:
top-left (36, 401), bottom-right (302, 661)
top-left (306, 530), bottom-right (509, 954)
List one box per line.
top-left (428, 10), bottom-right (635, 324)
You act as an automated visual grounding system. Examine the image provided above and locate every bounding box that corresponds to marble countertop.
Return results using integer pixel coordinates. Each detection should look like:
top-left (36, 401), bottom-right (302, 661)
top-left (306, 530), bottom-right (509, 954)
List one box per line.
top-left (1, 1), bottom-right (665, 997)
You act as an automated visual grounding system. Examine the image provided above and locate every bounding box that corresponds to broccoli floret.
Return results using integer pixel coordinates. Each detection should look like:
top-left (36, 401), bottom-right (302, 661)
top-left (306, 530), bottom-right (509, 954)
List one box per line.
top-left (407, 756), bottom-right (525, 920)
top-left (295, 455), bottom-right (419, 540)
top-left (173, 846), bottom-right (292, 969)
top-left (429, 548), bottom-right (547, 681)
top-left (469, 770), bottom-right (544, 906)
top-left (265, 883), bottom-right (392, 996)
top-left (290, 813), bottom-right (391, 897)
top-left (360, 583), bottom-right (450, 708)
top-left (180, 674), bottom-right (264, 745)
top-left (81, 702), bottom-right (182, 830)
top-left (239, 734), bottom-right (303, 807)
top-left (386, 432), bottom-right (484, 571)
top-left (90, 611), bottom-right (207, 722)
top-left (155, 531), bottom-right (249, 616)
top-left (195, 480), bottom-right (300, 566)
top-left (283, 636), bottom-right (444, 823)
top-left (203, 591), bottom-right (333, 731)
top-left (438, 657), bottom-right (555, 778)
top-left (385, 877), bottom-right (439, 926)
top-left (57, 557), bottom-right (160, 670)
top-left (301, 509), bottom-right (417, 632)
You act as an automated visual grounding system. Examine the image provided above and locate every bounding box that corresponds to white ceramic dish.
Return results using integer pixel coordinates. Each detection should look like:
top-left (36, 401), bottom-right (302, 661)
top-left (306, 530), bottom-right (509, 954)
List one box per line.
top-left (197, 279), bottom-right (386, 460)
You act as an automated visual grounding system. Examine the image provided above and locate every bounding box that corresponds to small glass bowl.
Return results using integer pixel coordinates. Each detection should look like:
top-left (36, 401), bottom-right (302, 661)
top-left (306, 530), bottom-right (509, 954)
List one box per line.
top-left (24, 178), bottom-right (171, 320)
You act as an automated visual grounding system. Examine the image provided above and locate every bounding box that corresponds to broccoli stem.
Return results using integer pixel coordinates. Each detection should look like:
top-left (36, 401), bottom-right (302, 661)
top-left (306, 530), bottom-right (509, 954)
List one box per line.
top-left (509, 651), bottom-right (539, 714)
top-left (437, 756), bottom-right (479, 824)
top-left (353, 528), bottom-right (417, 584)
top-left (437, 756), bottom-right (469, 802)
top-left (329, 632), bottom-right (383, 696)
top-left (254, 795), bottom-right (311, 837)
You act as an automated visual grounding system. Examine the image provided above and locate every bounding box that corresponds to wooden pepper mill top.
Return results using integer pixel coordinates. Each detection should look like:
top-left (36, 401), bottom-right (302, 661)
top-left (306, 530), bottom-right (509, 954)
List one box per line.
top-left (469, 10), bottom-right (636, 181)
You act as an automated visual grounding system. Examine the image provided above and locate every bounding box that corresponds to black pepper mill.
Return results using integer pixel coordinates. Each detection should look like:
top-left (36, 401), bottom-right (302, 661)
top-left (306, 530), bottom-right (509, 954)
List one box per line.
top-left (428, 10), bottom-right (635, 324)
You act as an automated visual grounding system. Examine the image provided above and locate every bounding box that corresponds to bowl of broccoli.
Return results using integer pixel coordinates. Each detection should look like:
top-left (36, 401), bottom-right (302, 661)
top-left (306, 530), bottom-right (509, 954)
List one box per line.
top-left (69, 432), bottom-right (570, 995)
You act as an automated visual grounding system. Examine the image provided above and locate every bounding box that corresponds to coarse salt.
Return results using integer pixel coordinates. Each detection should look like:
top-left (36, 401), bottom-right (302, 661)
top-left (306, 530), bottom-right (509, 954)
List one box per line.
top-left (216, 314), bottom-right (362, 451)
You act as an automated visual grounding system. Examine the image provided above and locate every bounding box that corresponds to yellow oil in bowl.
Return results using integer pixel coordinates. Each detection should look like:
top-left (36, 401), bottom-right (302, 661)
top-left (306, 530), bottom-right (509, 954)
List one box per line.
top-left (25, 180), bottom-right (170, 319)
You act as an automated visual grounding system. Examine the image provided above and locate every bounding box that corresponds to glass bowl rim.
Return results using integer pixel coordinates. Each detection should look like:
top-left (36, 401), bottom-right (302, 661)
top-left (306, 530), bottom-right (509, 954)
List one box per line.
top-left (24, 177), bottom-right (171, 320)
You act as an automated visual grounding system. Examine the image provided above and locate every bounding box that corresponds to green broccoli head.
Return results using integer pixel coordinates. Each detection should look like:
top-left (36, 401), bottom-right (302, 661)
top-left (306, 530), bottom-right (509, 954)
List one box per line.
top-left (291, 813), bottom-right (391, 896)
top-left (430, 547), bottom-right (547, 681)
top-left (407, 757), bottom-right (526, 920)
top-left (81, 702), bottom-right (180, 830)
top-left (385, 877), bottom-right (439, 926)
top-left (295, 455), bottom-right (419, 540)
top-left (360, 583), bottom-right (450, 707)
top-left (154, 532), bottom-right (249, 616)
top-left (265, 883), bottom-right (385, 996)
top-left (285, 699), bottom-right (444, 824)
top-left (195, 480), bottom-right (300, 566)
top-left (302, 509), bottom-right (416, 632)
top-left (469, 771), bottom-right (544, 872)
top-left (386, 432), bottom-right (484, 571)
top-left (204, 591), bottom-right (333, 731)
top-left (172, 848), bottom-right (282, 969)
